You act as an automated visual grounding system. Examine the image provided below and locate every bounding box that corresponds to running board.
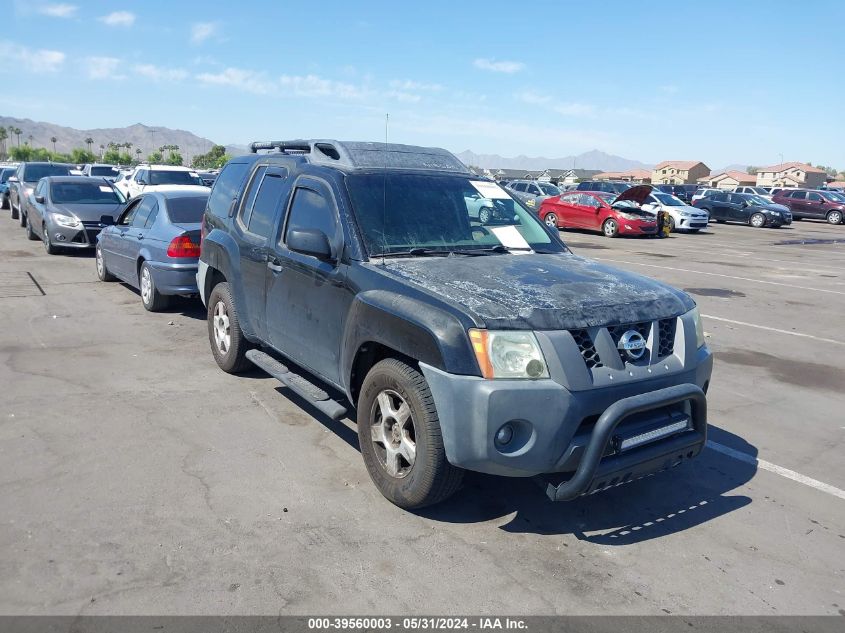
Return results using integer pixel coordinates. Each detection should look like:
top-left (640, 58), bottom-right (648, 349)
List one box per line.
top-left (245, 349), bottom-right (347, 420)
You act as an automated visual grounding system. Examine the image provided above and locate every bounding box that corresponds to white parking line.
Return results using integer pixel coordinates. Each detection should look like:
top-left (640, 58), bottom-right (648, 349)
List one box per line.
top-left (701, 314), bottom-right (845, 347)
top-left (707, 441), bottom-right (845, 501)
top-left (596, 258), bottom-right (845, 296)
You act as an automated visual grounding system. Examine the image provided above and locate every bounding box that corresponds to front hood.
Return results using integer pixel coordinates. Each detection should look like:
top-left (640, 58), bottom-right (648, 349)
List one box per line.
top-left (758, 203), bottom-right (790, 213)
top-left (613, 184), bottom-right (653, 205)
top-left (51, 202), bottom-right (123, 222)
top-left (375, 252), bottom-right (694, 330)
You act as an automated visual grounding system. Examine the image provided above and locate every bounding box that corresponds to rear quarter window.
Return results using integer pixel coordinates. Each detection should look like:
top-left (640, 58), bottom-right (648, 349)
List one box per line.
top-left (207, 162), bottom-right (249, 219)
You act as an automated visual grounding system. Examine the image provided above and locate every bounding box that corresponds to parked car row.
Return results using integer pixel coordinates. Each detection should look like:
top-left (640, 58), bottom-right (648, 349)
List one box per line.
top-left (4, 142), bottom-right (715, 511)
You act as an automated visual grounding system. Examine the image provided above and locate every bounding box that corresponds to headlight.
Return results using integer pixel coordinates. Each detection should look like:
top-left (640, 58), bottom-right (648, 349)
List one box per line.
top-left (52, 214), bottom-right (81, 228)
top-left (690, 307), bottom-right (706, 349)
top-left (468, 330), bottom-right (549, 379)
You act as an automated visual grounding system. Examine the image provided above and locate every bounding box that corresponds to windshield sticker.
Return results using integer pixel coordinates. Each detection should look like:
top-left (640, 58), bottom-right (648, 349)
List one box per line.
top-left (490, 225), bottom-right (532, 252)
top-left (99, 186), bottom-right (113, 193)
top-left (470, 181), bottom-right (511, 199)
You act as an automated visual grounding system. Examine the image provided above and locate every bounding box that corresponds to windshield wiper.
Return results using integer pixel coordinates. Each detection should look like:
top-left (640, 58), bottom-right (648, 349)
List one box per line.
top-left (371, 245), bottom-right (518, 258)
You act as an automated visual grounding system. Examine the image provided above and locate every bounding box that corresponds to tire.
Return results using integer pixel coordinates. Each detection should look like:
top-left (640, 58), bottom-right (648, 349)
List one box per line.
top-left (714, 218), bottom-right (726, 223)
top-left (96, 243), bottom-right (116, 281)
top-left (478, 207), bottom-right (492, 224)
top-left (602, 218), bottom-right (619, 238)
top-left (42, 225), bottom-right (58, 255)
top-left (543, 212), bottom-right (558, 229)
top-left (10, 198), bottom-right (18, 220)
top-left (826, 210), bottom-right (843, 225)
top-left (207, 281), bottom-right (251, 373)
top-left (792, 216), bottom-right (802, 221)
top-left (25, 216), bottom-right (38, 241)
top-left (668, 216), bottom-right (677, 232)
top-left (750, 213), bottom-right (766, 228)
top-left (19, 209), bottom-right (26, 227)
top-left (357, 358), bottom-right (463, 509)
top-left (139, 262), bottom-right (170, 312)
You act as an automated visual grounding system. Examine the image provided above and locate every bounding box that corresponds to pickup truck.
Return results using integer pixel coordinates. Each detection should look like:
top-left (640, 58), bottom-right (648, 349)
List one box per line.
top-left (197, 140), bottom-right (712, 509)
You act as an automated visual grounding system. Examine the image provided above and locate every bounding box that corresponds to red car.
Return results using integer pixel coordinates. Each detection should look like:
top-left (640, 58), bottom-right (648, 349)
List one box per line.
top-left (538, 185), bottom-right (657, 237)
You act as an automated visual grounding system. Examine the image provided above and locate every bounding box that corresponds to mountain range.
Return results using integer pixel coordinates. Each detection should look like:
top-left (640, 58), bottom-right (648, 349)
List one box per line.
top-left (455, 149), bottom-right (652, 172)
top-left (0, 116), bottom-right (245, 161)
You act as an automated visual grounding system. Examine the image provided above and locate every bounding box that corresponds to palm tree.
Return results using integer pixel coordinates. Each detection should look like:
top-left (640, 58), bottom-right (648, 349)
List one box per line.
top-left (0, 127), bottom-right (7, 157)
top-left (99, 144), bottom-right (105, 159)
top-left (85, 137), bottom-right (94, 153)
top-left (135, 148), bottom-right (142, 163)
top-left (12, 127), bottom-right (22, 146)
top-left (50, 136), bottom-right (57, 153)
top-left (26, 134), bottom-right (33, 147)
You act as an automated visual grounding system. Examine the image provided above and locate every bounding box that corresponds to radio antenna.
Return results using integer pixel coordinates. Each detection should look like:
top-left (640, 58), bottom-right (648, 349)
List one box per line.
top-left (381, 113), bottom-right (389, 266)
top-left (385, 113), bottom-right (389, 143)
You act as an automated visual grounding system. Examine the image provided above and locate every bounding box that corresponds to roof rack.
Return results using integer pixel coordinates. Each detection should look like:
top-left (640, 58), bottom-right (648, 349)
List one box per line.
top-left (247, 139), bottom-right (470, 174)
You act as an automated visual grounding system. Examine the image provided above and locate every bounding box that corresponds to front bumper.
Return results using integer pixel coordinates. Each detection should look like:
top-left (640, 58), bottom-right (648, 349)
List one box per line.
top-left (48, 222), bottom-right (103, 248)
top-left (147, 260), bottom-right (199, 295)
top-left (420, 345), bottom-right (711, 496)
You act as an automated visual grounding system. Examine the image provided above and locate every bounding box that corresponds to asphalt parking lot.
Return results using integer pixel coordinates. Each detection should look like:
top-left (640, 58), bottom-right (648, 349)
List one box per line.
top-left (1, 215), bottom-right (843, 616)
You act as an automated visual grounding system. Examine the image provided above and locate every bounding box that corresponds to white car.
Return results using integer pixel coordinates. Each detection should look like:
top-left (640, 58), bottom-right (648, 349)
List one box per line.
top-left (123, 164), bottom-right (207, 199)
top-left (733, 186), bottom-right (773, 202)
top-left (691, 188), bottom-right (721, 205)
top-left (642, 191), bottom-right (709, 232)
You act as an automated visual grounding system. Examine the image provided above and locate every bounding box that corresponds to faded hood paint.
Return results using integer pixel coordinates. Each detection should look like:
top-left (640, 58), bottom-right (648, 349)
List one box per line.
top-left (376, 252), bottom-right (694, 330)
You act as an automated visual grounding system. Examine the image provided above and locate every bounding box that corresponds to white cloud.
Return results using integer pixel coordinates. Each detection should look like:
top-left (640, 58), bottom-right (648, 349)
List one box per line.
top-left (135, 63), bottom-right (188, 82)
top-left (191, 22), bottom-right (218, 44)
top-left (99, 11), bottom-right (135, 27)
top-left (86, 56), bottom-right (123, 80)
top-left (197, 67), bottom-right (272, 94)
top-left (516, 91), bottom-right (595, 117)
top-left (0, 41), bottom-right (65, 72)
top-left (279, 74), bottom-right (367, 100)
top-left (38, 3), bottom-right (77, 18)
top-left (388, 79), bottom-right (442, 92)
top-left (473, 58), bottom-right (524, 74)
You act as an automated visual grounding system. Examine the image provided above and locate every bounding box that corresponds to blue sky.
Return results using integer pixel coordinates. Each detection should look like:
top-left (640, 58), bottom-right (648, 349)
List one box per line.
top-left (2, 0), bottom-right (844, 168)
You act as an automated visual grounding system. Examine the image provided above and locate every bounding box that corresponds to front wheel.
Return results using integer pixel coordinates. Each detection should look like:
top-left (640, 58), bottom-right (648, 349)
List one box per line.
top-left (750, 213), bottom-right (766, 228)
top-left (25, 216), bottom-right (38, 241)
top-left (43, 225), bottom-right (58, 255)
top-left (357, 358), bottom-right (463, 509)
top-left (602, 218), bottom-right (619, 237)
top-left (826, 210), bottom-right (843, 225)
top-left (19, 210), bottom-right (26, 227)
top-left (10, 200), bottom-right (18, 220)
top-left (668, 216), bottom-right (677, 232)
top-left (478, 207), bottom-right (492, 224)
top-left (207, 281), bottom-right (251, 373)
top-left (543, 212), bottom-right (558, 229)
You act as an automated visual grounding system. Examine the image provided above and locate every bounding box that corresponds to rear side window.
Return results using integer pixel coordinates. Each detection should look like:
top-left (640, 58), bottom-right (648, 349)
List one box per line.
top-left (712, 193), bottom-right (727, 202)
top-left (791, 191), bottom-right (806, 200)
top-left (132, 197), bottom-right (158, 228)
top-left (144, 204), bottom-right (159, 228)
top-left (238, 166), bottom-right (268, 227)
top-left (513, 182), bottom-right (527, 192)
top-left (208, 162), bottom-right (249, 218)
top-left (808, 193), bottom-right (822, 202)
top-left (247, 171), bottom-right (287, 238)
top-left (284, 187), bottom-right (337, 243)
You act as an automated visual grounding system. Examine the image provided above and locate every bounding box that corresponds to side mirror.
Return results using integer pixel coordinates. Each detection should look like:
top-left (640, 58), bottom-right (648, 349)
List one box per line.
top-left (35, 195), bottom-right (45, 204)
top-left (136, 178), bottom-right (147, 186)
top-left (99, 215), bottom-right (115, 225)
top-left (287, 228), bottom-right (333, 260)
top-left (8, 176), bottom-right (18, 183)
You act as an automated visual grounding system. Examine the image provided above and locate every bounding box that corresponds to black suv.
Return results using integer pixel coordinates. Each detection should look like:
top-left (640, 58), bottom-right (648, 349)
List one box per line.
top-left (198, 140), bottom-right (712, 509)
top-left (8, 162), bottom-right (73, 224)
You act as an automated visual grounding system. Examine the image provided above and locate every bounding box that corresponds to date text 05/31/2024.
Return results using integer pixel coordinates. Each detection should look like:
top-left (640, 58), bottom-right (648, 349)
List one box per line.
top-left (307, 617), bottom-right (528, 630)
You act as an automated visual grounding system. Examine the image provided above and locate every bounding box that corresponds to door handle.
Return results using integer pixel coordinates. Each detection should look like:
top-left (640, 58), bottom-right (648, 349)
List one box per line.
top-left (135, 233), bottom-right (144, 239)
top-left (267, 260), bottom-right (283, 272)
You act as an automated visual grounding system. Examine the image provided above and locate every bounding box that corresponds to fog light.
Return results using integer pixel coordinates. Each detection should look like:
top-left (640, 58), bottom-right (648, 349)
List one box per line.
top-left (495, 423), bottom-right (514, 446)
top-left (56, 234), bottom-right (66, 241)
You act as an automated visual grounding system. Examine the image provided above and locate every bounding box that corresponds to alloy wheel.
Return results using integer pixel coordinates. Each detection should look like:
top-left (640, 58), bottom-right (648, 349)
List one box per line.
top-left (544, 213), bottom-right (558, 228)
top-left (370, 389), bottom-right (416, 478)
top-left (212, 300), bottom-right (231, 355)
top-left (828, 211), bottom-right (842, 225)
top-left (96, 247), bottom-right (105, 277)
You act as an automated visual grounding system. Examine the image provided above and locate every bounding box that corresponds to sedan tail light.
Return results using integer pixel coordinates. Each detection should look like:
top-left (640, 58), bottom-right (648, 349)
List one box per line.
top-left (167, 235), bottom-right (201, 258)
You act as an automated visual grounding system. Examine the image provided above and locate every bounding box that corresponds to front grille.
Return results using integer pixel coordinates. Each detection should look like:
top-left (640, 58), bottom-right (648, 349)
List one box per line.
top-left (658, 318), bottom-right (676, 358)
top-left (70, 230), bottom-right (86, 243)
top-left (608, 322), bottom-right (650, 363)
top-left (571, 329), bottom-right (602, 368)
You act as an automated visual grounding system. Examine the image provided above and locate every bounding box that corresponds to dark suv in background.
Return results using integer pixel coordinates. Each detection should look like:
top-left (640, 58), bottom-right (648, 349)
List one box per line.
top-left (8, 162), bottom-right (73, 223)
top-left (656, 184), bottom-right (698, 204)
top-left (772, 189), bottom-right (845, 224)
top-left (576, 180), bottom-right (633, 194)
top-left (197, 139), bottom-right (712, 510)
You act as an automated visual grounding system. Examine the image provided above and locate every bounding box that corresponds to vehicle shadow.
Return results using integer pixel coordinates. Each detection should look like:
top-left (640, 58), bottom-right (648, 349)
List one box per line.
top-left (415, 425), bottom-right (755, 544)
top-left (117, 285), bottom-right (206, 321)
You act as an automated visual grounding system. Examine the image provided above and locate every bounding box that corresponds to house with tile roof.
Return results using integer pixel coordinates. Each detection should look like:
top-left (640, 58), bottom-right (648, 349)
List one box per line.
top-left (594, 169), bottom-right (652, 183)
top-left (755, 162), bottom-right (827, 189)
top-left (697, 170), bottom-right (757, 189)
top-left (652, 160), bottom-right (710, 185)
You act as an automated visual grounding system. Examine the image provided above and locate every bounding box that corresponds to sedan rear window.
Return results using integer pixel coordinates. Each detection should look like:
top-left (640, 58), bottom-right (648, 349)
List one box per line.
top-left (90, 166), bottom-right (117, 176)
top-left (166, 196), bottom-right (209, 224)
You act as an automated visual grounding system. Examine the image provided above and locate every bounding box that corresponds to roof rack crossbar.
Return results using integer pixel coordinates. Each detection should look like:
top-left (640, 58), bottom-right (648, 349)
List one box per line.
top-left (249, 140), bottom-right (313, 154)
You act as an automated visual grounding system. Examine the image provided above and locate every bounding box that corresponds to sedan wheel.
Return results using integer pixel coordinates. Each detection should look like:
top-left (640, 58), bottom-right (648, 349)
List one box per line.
top-left (750, 213), bottom-right (766, 228)
top-left (140, 262), bottom-right (169, 312)
top-left (544, 212), bottom-right (558, 229)
top-left (602, 218), bottom-right (618, 237)
top-left (827, 210), bottom-right (843, 225)
top-left (478, 207), bottom-right (492, 224)
top-left (43, 225), bottom-right (57, 255)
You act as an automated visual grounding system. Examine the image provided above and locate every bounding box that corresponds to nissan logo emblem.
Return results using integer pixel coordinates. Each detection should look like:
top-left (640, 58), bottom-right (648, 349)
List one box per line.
top-left (618, 330), bottom-right (647, 360)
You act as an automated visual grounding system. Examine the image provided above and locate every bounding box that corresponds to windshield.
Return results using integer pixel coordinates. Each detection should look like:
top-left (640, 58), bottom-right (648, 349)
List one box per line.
top-left (747, 195), bottom-right (770, 205)
top-left (149, 170), bottom-right (203, 186)
top-left (24, 164), bottom-right (71, 183)
top-left (0, 168), bottom-right (14, 183)
top-left (611, 182), bottom-right (633, 193)
top-left (823, 191), bottom-right (845, 202)
top-left (166, 196), bottom-right (208, 223)
top-left (90, 166), bottom-right (117, 176)
top-left (50, 181), bottom-right (122, 204)
top-left (345, 174), bottom-right (562, 256)
top-left (653, 193), bottom-right (685, 206)
top-left (538, 183), bottom-right (560, 196)
top-left (749, 187), bottom-right (769, 195)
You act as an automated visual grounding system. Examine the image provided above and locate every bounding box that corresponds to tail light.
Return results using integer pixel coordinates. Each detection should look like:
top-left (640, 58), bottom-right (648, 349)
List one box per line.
top-left (167, 235), bottom-right (201, 258)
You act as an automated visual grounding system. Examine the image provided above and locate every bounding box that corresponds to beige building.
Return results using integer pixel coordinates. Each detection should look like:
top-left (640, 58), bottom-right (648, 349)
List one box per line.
top-left (755, 162), bottom-right (827, 189)
top-left (594, 169), bottom-right (652, 183)
top-left (697, 170), bottom-right (757, 190)
top-left (652, 161), bottom-right (710, 184)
